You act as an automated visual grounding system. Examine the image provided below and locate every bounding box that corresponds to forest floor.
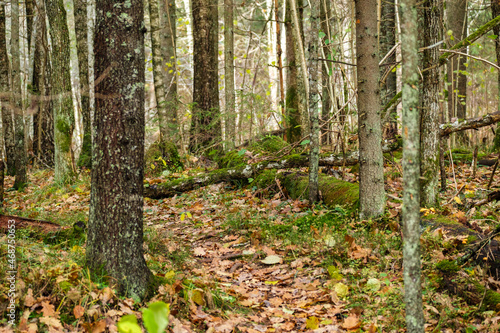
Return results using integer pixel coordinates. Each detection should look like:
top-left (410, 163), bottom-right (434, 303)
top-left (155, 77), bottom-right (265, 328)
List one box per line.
top-left (1, 154), bottom-right (500, 332)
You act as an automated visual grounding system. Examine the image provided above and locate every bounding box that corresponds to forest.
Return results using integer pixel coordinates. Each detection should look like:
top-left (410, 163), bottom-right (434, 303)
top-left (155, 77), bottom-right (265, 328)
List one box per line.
top-left (2, 0), bottom-right (500, 331)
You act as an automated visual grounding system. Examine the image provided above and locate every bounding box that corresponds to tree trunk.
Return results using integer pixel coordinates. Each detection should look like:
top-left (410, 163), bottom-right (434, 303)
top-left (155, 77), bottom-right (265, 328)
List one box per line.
top-left (46, 0), bottom-right (76, 184)
top-left (0, 3), bottom-right (15, 176)
top-left (87, 0), bottom-right (152, 300)
top-left (224, 0), bottom-right (235, 150)
top-left (149, 0), bottom-right (171, 146)
top-left (32, 0), bottom-right (54, 168)
top-left (307, 0), bottom-right (320, 202)
top-left (284, 0), bottom-right (301, 143)
top-left (379, 0), bottom-right (397, 139)
top-left (420, 1), bottom-right (442, 207)
top-left (446, 0), bottom-right (467, 143)
top-left (12, 0), bottom-right (28, 189)
top-left (401, 0), bottom-right (425, 330)
top-left (491, 0), bottom-right (500, 150)
top-left (320, 0), bottom-right (333, 146)
top-left (189, 0), bottom-right (221, 153)
top-left (355, 0), bottom-right (385, 219)
top-left (289, 0), bottom-right (308, 139)
top-left (158, 0), bottom-right (178, 143)
top-left (74, 0), bottom-right (91, 168)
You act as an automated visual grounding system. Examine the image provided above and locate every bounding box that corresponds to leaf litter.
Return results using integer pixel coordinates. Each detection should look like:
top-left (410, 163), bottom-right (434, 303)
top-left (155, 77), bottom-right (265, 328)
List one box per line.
top-left (2, 159), bottom-right (500, 332)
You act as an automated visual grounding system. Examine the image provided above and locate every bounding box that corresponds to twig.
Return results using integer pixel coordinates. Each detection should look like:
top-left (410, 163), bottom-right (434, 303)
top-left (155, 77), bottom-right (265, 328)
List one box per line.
top-left (447, 183), bottom-right (466, 204)
top-left (449, 148), bottom-right (458, 192)
top-left (439, 49), bottom-right (500, 71)
top-left (487, 157), bottom-right (500, 190)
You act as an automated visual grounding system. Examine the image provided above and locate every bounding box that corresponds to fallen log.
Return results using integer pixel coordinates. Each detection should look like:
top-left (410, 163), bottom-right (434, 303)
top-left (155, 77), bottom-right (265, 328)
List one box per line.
top-left (144, 140), bottom-right (399, 199)
top-left (0, 214), bottom-right (62, 233)
top-left (439, 112), bottom-right (500, 137)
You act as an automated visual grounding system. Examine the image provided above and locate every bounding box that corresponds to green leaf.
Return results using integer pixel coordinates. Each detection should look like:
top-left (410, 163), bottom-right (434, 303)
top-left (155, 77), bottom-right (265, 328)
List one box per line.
top-left (117, 315), bottom-right (142, 333)
top-left (238, 149), bottom-right (247, 156)
top-left (318, 31), bottom-right (326, 39)
top-left (300, 139), bottom-right (310, 145)
top-left (488, 34), bottom-right (498, 40)
top-left (142, 302), bottom-right (170, 333)
top-left (248, 178), bottom-right (254, 183)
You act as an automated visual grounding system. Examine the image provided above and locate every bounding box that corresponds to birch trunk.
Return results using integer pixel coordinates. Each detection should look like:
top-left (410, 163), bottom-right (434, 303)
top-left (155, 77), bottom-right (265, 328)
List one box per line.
top-left (32, 0), bottom-right (54, 167)
top-left (12, 0), bottom-right (28, 189)
top-left (149, 0), bottom-right (170, 145)
top-left (0, 3), bottom-right (15, 176)
top-left (401, 0), bottom-right (424, 330)
top-left (307, 0), bottom-right (320, 202)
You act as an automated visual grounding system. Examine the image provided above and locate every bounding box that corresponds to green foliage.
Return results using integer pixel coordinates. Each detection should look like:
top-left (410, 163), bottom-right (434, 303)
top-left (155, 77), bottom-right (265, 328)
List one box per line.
top-left (117, 302), bottom-right (170, 333)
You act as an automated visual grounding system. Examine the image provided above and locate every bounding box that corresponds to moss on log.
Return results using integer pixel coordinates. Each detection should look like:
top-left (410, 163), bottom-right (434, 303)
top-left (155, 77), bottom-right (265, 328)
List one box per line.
top-left (253, 170), bottom-right (359, 208)
top-left (282, 173), bottom-right (359, 207)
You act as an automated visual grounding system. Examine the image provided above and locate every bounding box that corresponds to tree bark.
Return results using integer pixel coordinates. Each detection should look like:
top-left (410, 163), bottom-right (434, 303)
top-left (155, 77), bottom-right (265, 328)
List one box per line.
top-left (284, 0), bottom-right (301, 143)
top-left (46, 0), bottom-right (76, 184)
top-left (189, 0), bottom-right (221, 152)
top-left (307, 0), bottom-right (320, 202)
top-left (401, 0), bottom-right (425, 330)
top-left (87, 0), bottom-right (152, 300)
top-left (74, 0), bottom-right (91, 168)
top-left (379, 0), bottom-right (397, 139)
top-left (0, 3), bottom-right (15, 176)
top-left (12, 0), bottom-right (28, 189)
top-left (149, 0), bottom-right (170, 145)
top-left (446, 0), bottom-right (467, 126)
top-left (320, 0), bottom-right (333, 145)
top-left (224, 0), bottom-right (235, 150)
top-left (158, 0), bottom-right (178, 142)
top-left (289, 0), bottom-right (308, 139)
top-left (32, 0), bottom-right (54, 168)
top-left (420, 0), bottom-right (443, 207)
top-left (355, 0), bottom-right (385, 219)
top-left (491, 0), bottom-right (500, 150)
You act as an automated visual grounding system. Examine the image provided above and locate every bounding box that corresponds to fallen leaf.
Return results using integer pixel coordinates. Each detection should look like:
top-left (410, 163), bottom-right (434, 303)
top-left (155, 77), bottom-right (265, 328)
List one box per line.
top-left (24, 288), bottom-right (35, 307)
top-left (73, 305), bottom-right (85, 319)
top-left (41, 301), bottom-right (57, 317)
top-left (342, 315), bottom-right (360, 330)
top-left (193, 247), bottom-right (206, 256)
top-left (261, 255), bottom-right (282, 265)
top-left (306, 316), bottom-right (319, 330)
top-left (334, 283), bottom-right (349, 298)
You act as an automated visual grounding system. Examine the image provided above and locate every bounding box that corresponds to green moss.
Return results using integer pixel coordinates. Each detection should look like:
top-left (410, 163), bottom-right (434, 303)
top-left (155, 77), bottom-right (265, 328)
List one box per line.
top-left (77, 132), bottom-right (92, 168)
top-left (471, 280), bottom-right (500, 310)
top-left (282, 173), bottom-right (359, 208)
top-left (218, 136), bottom-right (291, 168)
top-left (145, 140), bottom-right (183, 176)
top-left (254, 169), bottom-right (284, 189)
top-left (435, 259), bottom-right (459, 274)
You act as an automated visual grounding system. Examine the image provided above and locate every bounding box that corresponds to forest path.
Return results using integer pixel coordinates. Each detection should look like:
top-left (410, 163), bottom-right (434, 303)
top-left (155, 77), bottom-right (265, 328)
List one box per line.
top-left (147, 182), bottom-right (353, 332)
